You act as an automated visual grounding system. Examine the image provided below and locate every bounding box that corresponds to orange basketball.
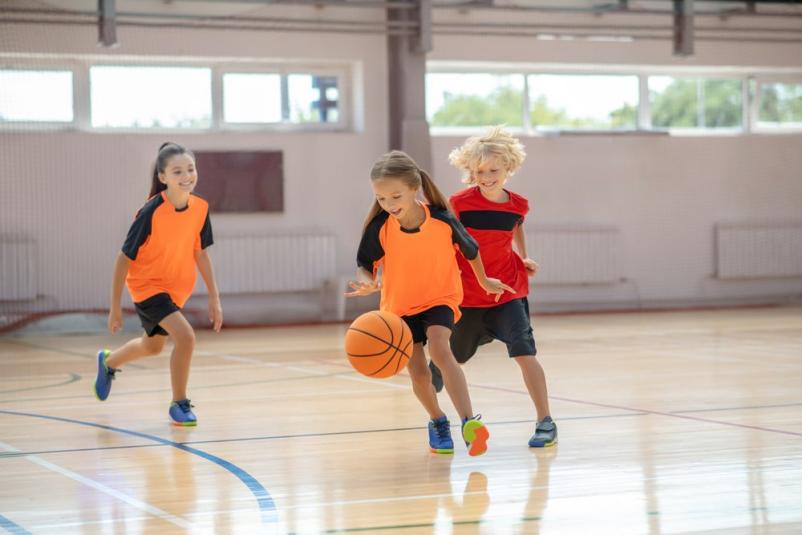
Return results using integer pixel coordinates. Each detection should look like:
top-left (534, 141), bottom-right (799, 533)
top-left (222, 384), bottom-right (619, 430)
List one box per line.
top-left (345, 310), bottom-right (413, 378)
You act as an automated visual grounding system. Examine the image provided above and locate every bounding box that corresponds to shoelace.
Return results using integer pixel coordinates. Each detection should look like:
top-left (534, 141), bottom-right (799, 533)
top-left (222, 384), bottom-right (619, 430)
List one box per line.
top-left (176, 400), bottom-right (195, 413)
top-left (433, 420), bottom-right (450, 439)
top-left (108, 367), bottom-right (120, 380)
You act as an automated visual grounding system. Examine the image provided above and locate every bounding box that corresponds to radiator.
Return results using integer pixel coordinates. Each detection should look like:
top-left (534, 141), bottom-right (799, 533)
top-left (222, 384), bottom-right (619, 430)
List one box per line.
top-left (0, 236), bottom-right (37, 300)
top-left (716, 222), bottom-right (802, 279)
top-left (196, 233), bottom-right (337, 294)
top-left (524, 227), bottom-right (621, 284)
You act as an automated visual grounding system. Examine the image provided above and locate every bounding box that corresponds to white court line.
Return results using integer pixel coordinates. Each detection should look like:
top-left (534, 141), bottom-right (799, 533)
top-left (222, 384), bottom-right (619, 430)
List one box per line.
top-left (0, 440), bottom-right (211, 534)
top-left (202, 351), bottom-right (409, 390)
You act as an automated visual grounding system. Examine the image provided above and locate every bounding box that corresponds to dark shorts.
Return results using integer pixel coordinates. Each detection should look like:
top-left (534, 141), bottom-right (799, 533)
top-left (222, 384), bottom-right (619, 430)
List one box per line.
top-left (450, 297), bottom-right (536, 363)
top-left (401, 305), bottom-right (455, 346)
top-left (134, 292), bottom-right (180, 337)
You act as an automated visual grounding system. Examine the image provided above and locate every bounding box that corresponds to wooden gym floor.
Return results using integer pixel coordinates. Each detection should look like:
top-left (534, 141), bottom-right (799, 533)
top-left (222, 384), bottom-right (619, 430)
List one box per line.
top-left (1, 306), bottom-right (801, 534)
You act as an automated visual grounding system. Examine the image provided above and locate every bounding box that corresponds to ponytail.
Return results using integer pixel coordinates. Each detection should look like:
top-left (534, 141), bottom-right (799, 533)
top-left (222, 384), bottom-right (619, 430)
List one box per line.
top-left (418, 169), bottom-right (450, 213)
top-left (148, 142), bottom-right (193, 199)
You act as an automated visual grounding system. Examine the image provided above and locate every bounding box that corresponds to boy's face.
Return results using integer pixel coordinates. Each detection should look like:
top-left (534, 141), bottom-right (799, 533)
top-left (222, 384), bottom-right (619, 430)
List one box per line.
top-left (471, 155), bottom-right (508, 197)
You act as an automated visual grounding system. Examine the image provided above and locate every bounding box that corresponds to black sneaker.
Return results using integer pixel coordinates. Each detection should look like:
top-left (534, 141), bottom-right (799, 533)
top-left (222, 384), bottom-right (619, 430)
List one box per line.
top-left (429, 360), bottom-right (444, 393)
top-left (528, 416), bottom-right (557, 448)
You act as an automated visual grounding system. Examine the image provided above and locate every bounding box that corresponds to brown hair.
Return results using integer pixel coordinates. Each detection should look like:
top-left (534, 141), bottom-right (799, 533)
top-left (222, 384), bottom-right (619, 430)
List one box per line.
top-left (363, 150), bottom-right (449, 229)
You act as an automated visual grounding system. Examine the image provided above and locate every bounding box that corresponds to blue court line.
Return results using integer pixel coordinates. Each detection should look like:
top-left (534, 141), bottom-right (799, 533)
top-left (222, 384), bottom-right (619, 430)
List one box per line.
top-left (0, 409), bottom-right (277, 528)
top-left (0, 514), bottom-right (31, 535)
top-left (0, 373), bottom-right (81, 395)
top-left (0, 412), bottom-right (643, 459)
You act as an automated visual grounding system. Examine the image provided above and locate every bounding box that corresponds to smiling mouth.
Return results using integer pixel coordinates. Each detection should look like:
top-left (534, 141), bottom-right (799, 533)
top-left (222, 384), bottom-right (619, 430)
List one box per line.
top-left (389, 208), bottom-right (403, 216)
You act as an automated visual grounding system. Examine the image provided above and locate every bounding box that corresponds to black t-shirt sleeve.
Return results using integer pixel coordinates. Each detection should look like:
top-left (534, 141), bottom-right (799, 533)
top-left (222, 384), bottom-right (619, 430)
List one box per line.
top-left (356, 211), bottom-right (388, 273)
top-left (121, 197), bottom-right (160, 260)
top-left (200, 212), bottom-right (214, 249)
top-left (431, 207), bottom-right (479, 260)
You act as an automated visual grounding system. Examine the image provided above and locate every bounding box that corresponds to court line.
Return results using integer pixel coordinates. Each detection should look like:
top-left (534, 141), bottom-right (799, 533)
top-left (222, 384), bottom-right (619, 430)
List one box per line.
top-left (0, 440), bottom-right (202, 532)
top-left (0, 373), bottom-right (81, 395)
top-left (0, 411), bottom-right (641, 458)
top-left (0, 514), bottom-right (31, 535)
top-left (286, 515), bottom-right (543, 534)
top-left (0, 339), bottom-right (147, 370)
top-left (0, 370), bottom-right (352, 404)
top-left (0, 410), bottom-right (279, 529)
top-left (469, 383), bottom-right (802, 438)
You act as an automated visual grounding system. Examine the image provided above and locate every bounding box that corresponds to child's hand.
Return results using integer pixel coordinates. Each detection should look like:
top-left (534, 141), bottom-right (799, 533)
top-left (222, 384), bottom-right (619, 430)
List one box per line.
top-left (481, 277), bottom-right (515, 302)
top-left (523, 258), bottom-right (539, 277)
top-left (108, 306), bottom-right (123, 333)
top-left (208, 296), bottom-right (223, 332)
top-left (345, 279), bottom-right (380, 297)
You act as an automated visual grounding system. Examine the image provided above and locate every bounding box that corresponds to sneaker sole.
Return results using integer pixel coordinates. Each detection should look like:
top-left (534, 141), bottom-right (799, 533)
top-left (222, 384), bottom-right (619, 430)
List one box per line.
top-left (93, 349), bottom-right (110, 401)
top-left (463, 420), bottom-right (489, 457)
top-left (528, 439), bottom-right (557, 448)
top-left (171, 420), bottom-right (197, 427)
top-left (430, 447), bottom-right (454, 454)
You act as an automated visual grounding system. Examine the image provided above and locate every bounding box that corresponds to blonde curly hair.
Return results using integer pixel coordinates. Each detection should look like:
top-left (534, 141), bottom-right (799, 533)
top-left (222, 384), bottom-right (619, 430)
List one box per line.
top-left (448, 125), bottom-right (526, 184)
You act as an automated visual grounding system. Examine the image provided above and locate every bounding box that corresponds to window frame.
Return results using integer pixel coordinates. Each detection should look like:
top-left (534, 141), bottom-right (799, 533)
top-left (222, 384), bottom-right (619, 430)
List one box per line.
top-left (752, 74), bottom-right (802, 134)
top-left (0, 61), bottom-right (80, 131)
top-left (216, 63), bottom-right (349, 132)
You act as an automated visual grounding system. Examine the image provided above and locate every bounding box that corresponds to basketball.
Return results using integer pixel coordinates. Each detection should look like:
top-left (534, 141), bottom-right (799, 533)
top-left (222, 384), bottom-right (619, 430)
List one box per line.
top-left (345, 310), bottom-right (413, 378)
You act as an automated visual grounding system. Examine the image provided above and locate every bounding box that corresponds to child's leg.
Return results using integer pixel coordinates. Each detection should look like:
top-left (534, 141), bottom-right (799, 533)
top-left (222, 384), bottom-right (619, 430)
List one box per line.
top-left (514, 355), bottom-right (551, 421)
top-left (406, 342), bottom-right (446, 420)
top-left (157, 311), bottom-right (195, 402)
top-left (427, 326), bottom-right (473, 420)
top-left (106, 334), bottom-right (167, 368)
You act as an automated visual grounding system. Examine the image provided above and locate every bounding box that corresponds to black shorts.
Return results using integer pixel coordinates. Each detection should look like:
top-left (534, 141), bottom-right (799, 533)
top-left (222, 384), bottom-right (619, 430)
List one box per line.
top-left (134, 292), bottom-right (180, 337)
top-left (450, 297), bottom-right (536, 363)
top-left (401, 305), bottom-right (455, 345)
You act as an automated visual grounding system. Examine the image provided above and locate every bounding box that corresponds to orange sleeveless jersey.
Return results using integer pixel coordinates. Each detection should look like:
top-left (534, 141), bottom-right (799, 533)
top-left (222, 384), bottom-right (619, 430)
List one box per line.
top-left (122, 192), bottom-right (213, 307)
top-left (357, 203), bottom-right (479, 322)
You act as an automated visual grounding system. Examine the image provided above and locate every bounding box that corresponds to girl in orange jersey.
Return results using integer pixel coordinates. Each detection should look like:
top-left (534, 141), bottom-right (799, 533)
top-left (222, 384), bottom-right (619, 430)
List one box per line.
top-left (347, 150), bottom-right (514, 456)
top-left (94, 142), bottom-right (223, 426)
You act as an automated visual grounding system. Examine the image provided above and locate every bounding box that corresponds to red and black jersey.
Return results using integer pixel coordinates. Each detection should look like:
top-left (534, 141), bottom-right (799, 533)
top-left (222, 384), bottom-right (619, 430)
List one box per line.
top-left (122, 192), bottom-right (213, 307)
top-left (357, 203), bottom-right (478, 321)
top-left (450, 186), bottom-right (529, 307)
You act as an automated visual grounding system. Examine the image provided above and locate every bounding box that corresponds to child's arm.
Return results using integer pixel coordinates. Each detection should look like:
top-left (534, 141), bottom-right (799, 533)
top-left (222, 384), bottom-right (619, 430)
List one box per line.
top-left (108, 252), bottom-right (131, 333)
top-left (465, 251), bottom-right (515, 302)
top-left (513, 224), bottom-right (539, 276)
top-left (194, 249), bottom-right (223, 332)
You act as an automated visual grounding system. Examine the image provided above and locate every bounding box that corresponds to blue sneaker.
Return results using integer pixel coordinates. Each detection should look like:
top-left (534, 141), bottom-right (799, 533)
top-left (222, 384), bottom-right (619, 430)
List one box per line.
top-left (169, 399), bottom-right (197, 427)
top-left (428, 415), bottom-right (454, 454)
top-left (528, 416), bottom-right (557, 448)
top-left (93, 349), bottom-right (119, 401)
top-left (462, 415), bottom-right (490, 457)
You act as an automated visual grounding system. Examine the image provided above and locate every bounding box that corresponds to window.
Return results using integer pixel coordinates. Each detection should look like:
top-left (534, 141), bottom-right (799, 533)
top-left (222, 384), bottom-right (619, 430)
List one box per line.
top-left (527, 74), bottom-right (638, 130)
top-left (90, 66), bottom-right (212, 128)
top-left (758, 82), bottom-right (802, 129)
top-left (426, 73), bottom-right (525, 127)
top-left (0, 69), bottom-right (73, 123)
top-left (649, 77), bottom-right (742, 129)
top-left (222, 72), bottom-right (341, 125)
top-left (223, 73), bottom-right (282, 123)
top-left (288, 74), bottom-right (339, 124)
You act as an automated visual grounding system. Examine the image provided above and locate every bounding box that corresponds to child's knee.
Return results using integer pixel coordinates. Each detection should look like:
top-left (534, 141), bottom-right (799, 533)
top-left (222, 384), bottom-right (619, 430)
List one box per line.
top-left (142, 335), bottom-right (166, 355)
top-left (172, 328), bottom-right (196, 349)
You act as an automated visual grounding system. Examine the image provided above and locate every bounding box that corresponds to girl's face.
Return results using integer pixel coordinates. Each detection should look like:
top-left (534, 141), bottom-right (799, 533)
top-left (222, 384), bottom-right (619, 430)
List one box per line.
top-left (372, 177), bottom-right (419, 221)
top-left (471, 155), bottom-right (509, 197)
top-left (159, 153), bottom-right (197, 194)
